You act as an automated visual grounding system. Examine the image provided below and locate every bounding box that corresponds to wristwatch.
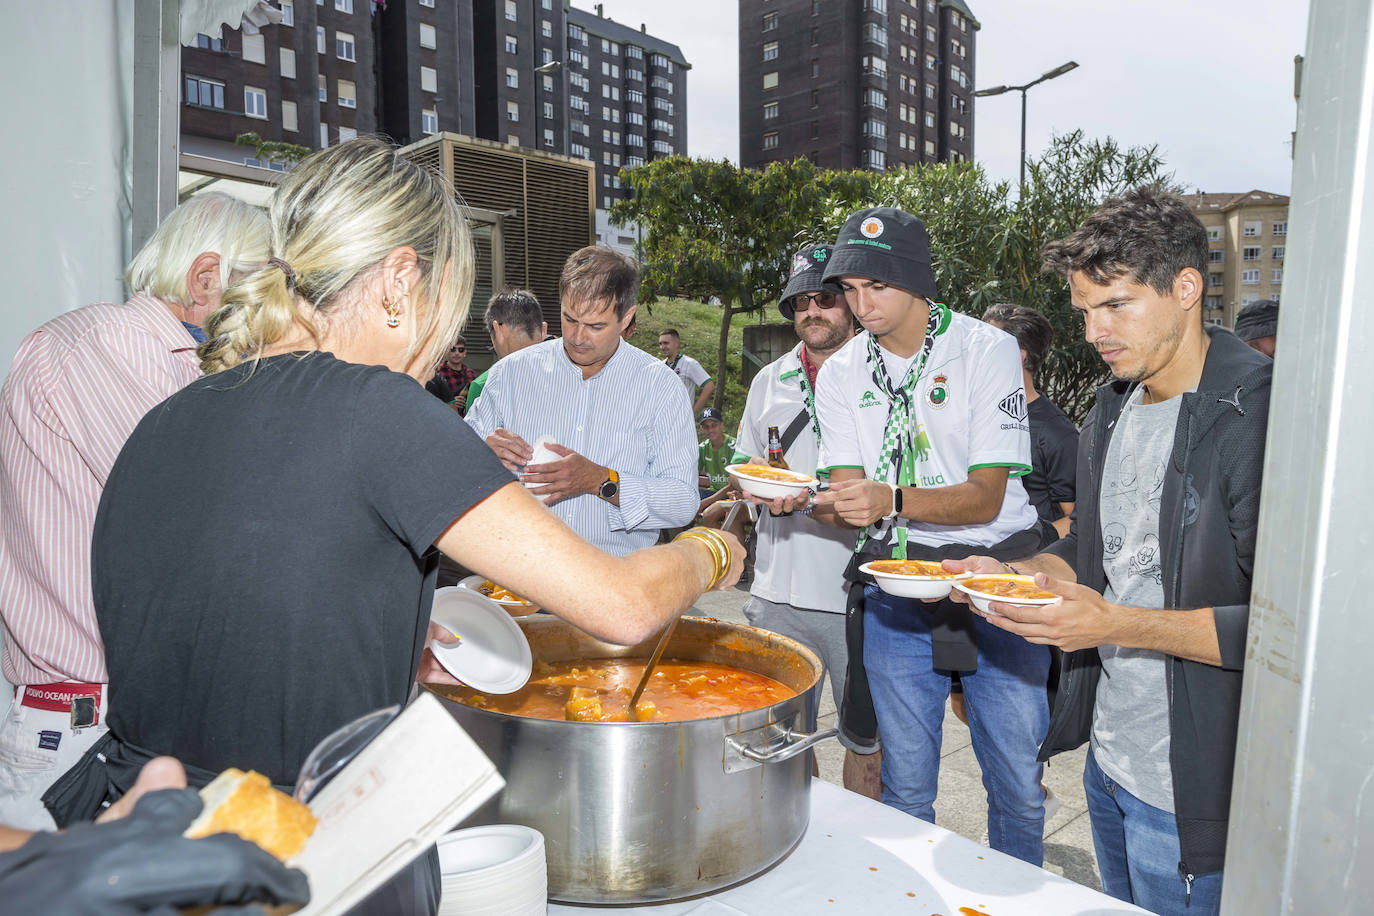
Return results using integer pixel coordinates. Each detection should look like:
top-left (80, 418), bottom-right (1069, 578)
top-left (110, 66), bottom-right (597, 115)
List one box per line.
top-left (598, 468), bottom-right (620, 501)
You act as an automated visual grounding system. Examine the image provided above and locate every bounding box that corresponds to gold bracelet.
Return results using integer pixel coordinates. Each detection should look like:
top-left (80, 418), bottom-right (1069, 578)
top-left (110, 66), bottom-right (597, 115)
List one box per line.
top-left (675, 528), bottom-right (727, 589)
top-left (697, 527), bottom-right (733, 583)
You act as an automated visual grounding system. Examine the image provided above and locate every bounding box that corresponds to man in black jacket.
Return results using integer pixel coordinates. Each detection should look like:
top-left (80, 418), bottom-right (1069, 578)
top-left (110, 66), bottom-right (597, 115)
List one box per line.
top-left (949, 187), bottom-right (1270, 915)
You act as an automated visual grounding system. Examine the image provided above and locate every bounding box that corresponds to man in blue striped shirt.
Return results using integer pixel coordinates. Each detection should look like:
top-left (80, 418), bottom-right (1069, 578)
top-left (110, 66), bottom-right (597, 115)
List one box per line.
top-left (466, 246), bottom-right (699, 556)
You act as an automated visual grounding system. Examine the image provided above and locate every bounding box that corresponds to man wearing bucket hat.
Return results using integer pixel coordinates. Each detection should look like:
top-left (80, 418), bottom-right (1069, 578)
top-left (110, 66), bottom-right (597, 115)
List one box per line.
top-left (805, 208), bottom-right (1052, 865)
top-left (734, 244), bottom-right (881, 798)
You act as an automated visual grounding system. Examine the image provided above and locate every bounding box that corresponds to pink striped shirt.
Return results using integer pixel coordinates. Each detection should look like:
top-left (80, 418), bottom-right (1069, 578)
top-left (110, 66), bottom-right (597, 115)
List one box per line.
top-left (0, 294), bottom-right (201, 685)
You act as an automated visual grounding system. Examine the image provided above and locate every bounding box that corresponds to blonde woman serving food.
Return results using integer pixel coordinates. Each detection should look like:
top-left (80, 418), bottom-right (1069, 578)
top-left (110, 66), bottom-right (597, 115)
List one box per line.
top-left (45, 139), bottom-right (740, 915)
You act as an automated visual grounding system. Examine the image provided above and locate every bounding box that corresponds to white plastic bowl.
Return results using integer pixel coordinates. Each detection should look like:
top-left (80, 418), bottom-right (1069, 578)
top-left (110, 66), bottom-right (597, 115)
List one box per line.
top-left (428, 587), bottom-right (532, 693)
top-left (953, 575), bottom-right (1062, 617)
top-left (725, 463), bottom-right (818, 500)
top-left (859, 560), bottom-right (971, 600)
top-left (456, 574), bottom-right (539, 615)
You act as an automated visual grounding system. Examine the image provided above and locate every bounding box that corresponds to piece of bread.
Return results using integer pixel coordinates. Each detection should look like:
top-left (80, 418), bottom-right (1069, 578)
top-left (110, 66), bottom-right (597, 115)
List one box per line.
top-left (184, 768), bottom-right (317, 861)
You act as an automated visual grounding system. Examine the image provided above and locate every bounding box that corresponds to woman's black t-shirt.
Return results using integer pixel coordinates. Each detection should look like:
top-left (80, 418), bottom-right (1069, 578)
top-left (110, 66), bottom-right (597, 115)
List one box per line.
top-left (92, 352), bottom-right (512, 785)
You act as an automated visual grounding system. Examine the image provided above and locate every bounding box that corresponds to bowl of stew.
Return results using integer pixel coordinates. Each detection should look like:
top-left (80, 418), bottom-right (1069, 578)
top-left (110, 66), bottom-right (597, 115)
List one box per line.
top-left (859, 559), bottom-right (972, 600)
top-left (458, 575), bottom-right (540, 616)
top-left (954, 575), bottom-right (1061, 616)
top-left (725, 463), bottom-right (818, 500)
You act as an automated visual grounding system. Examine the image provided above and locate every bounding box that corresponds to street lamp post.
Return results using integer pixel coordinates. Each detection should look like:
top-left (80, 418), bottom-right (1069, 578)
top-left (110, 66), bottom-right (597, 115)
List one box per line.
top-left (534, 60), bottom-right (569, 157)
top-left (973, 61), bottom-right (1079, 194)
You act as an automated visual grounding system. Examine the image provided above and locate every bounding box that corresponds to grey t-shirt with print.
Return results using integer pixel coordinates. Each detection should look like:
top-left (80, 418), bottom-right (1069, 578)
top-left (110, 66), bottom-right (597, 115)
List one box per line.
top-left (1091, 385), bottom-right (1182, 812)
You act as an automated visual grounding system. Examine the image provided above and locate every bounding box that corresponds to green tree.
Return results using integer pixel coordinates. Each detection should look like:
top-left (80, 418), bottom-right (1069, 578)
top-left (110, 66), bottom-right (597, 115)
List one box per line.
top-left (235, 132), bottom-right (312, 169)
top-left (613, 156), bottom-right (877, 409)
top-left (802, 131), bottom-right (1174, 421)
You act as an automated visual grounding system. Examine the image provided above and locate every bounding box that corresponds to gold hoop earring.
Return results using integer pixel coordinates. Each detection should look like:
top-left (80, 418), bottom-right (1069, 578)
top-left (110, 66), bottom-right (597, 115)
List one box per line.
top-left (383, 297), bottom-right (401, 328)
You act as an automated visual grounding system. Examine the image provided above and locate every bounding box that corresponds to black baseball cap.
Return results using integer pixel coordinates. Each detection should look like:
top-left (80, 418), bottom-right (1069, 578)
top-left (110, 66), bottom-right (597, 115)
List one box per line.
top-left (1234, 299), bottom-right (1279, 342)
top-left (698, 407), bottom-right (723, 424)
top-left (779, 244), bottom-right (842, 320)
top-left (822, 207), bottom-right (938, 300)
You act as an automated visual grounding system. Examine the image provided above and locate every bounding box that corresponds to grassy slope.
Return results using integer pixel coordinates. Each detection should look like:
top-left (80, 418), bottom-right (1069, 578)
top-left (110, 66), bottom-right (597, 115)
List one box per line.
top-left (627, 297), bottom-right (786, 436)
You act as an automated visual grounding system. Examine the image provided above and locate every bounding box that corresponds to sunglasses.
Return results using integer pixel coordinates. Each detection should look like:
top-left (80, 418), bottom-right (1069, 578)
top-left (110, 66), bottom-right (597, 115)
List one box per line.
top-left (793, 291), bottom-right (841, 310)
top-left (450, 346), bottom-right (466, 353)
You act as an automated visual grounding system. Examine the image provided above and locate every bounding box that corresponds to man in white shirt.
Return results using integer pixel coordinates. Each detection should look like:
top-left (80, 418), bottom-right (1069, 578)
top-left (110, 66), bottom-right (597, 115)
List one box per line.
top-left (659, 328), bottom-right (714, 414)
top-left (736, 243), bottom-right (882, 798)
top-left (468, 247), bottom-right (699, 555)
top-left (805, 208), bottom-right (1051, 866)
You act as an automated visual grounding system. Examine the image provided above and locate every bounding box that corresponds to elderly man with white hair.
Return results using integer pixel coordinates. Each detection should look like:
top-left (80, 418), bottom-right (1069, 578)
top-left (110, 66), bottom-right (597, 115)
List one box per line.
top-left (0, 192), bottom-right (269, 830)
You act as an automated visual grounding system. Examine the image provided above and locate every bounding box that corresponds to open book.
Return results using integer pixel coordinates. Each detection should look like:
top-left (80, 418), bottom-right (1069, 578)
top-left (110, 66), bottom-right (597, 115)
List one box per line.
top-left (288, 693), bottom-right (504, 915)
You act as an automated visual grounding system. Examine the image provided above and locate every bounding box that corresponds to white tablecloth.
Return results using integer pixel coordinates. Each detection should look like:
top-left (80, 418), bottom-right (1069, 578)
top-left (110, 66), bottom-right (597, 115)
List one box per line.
top-left (548, 781), bottom-right (1146, 915)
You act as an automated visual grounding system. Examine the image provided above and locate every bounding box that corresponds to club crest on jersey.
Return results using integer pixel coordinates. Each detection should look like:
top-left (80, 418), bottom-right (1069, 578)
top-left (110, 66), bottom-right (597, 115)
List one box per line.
top-left (927, 374), bottom-right (949, 408)
top-left (860, 217), bottom-right (884, 239)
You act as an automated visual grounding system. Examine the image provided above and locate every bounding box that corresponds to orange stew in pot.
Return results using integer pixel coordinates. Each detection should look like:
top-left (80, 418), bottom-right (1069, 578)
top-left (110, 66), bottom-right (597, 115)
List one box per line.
top-left (452, 659), bottom-right (794, 722)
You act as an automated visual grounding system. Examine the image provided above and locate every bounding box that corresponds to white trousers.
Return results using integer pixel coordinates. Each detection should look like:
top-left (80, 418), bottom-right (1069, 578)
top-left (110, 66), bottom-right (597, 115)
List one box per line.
top-left (0, 687), bottom-right (109, 831)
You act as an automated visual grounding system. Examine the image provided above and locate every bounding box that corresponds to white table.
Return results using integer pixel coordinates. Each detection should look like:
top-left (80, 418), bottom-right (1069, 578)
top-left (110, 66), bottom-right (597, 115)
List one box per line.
top-left (548, 781), bottom-right (1146, 915)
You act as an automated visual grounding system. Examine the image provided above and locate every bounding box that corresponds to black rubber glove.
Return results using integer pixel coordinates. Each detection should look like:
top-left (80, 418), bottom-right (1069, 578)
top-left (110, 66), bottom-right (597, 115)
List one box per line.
top-left (0, 788), bottom-right (310, 915)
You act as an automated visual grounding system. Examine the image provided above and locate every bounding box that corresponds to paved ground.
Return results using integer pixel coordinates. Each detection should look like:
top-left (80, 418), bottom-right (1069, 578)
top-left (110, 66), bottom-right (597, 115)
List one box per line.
top-left (691, 586), bottom-right (1103, 893)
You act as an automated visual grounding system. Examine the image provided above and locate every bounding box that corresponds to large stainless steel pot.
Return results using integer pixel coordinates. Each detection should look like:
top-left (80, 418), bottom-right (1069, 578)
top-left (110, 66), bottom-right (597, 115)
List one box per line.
top-left (426, 615), bottom-right (838, 904)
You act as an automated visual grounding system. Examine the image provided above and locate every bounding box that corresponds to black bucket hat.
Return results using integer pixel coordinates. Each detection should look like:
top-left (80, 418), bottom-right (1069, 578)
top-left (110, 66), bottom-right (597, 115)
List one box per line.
top-left (1233, 299), bottom-right (1279, 341)
top-left (822, 207), bottom-right (938, 299)
top-left (779, 244), bottom-right (842, 320)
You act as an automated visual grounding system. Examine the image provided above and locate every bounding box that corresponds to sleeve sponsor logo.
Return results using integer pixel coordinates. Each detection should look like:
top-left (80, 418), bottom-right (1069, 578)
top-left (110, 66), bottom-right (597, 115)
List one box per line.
top-left (998, 391), bottom-right (1027, 422)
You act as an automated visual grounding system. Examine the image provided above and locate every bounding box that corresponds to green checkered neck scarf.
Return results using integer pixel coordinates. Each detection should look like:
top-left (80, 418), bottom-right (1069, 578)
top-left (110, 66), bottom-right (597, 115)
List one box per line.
top-left (857, 301), bottom-right (948, 559)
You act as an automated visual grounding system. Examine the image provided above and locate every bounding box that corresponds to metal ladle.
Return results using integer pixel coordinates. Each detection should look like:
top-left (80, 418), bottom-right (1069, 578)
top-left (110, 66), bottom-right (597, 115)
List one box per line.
top-left (628, 503), bottom-right (749, 722)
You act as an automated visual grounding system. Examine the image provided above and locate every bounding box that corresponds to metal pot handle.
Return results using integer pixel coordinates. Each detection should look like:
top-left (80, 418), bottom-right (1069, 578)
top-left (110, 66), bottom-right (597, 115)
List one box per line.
top-left (724, 723), bottom-right (839, 773)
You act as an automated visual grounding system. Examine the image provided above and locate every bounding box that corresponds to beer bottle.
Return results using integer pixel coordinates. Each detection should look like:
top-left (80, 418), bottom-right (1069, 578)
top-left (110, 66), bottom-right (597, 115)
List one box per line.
top-left (766, 426), bottom-right (789, 469)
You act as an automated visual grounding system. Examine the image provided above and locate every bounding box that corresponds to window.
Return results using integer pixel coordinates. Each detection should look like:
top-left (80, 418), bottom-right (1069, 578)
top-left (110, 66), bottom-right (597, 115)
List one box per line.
top-left (924, 111), bottom-right (934, 128)
top-left (336, 31), bottom-right (355, 62)
top-left (184, 75), bottom-right (225, 109)
top-left (810, 59), bottom-right (819, 78)
top-left (926, 24), bottom-right (936, 42)
top-left (810, 120), bottom-right (819, 138)
top-left (506, 67), bottom-right (518, 88)
top-left (420, 23), bottom-right (436, 49)
top-left (762, 131), bottom-right (779, 150)
top-left (282, 100), bottom-right (298, 131)
top-left (925, 81), bottom-right (935, 99)
top-left (1243, 246), bottom-right (1261, 261)
top-left (507, 100), bottom-right (519, 121)
top-left (505, 0), bottom-right (517, 21)
top-left (242, 33), bottom-right (265, 64)
top-left (1209, 272), bottom-right (1224, 287)
top-left (812, 0), bottom-right (820, 12)
top-left (422, 109), bottom-right (438, 135)
top-left (316, 26), bottom-right (325, 54)
top-left (762, 12), bottom-right (778, 30)
top-left (1273, 221), bottom-right (1288, 236)
top-left (543, 75), bottom-right (553, 91)
top-left (1242, 269), bottom-right (1260, 285)
top-left (763, 71), bottom-right (779, 90)
top-left (279, 47), bottom-right (296, 79)
top-left (320, 123), bottom-right (329, 148)
top-left (337, 79), bottom-right (356, 108)
top-left (763, 101), bottom-right (779, 119)
top-left (335, 0), bottom-right (352, 12)
top-left (925, 138), bottom-right (936, 156)
top-left (339, 126), bottom-right (357, 142)
top-left (927, 0), bottom-right (936, 10)
top-left (1270, 268), bottom-right (1283, 284)
top-left (1206, 225), bottom-right (1223, 241)
top-left (569, 24), bottom-right (585, 43)
top-left (420, 0), bottom-right (434, 5)
top-left (1206, 296), bottom-right (1222, 310)
top-left (627, 111), bottom-right (643, 125)
top-left (951, 38), bottom-right (965, 57)
top-left (318, 73), bottom-right (327, 101)
top-left (1208, 250), bottom-right (1224, 263)
top-left (420, 66), bottom-right (437, 92)
top-left (926, 52), bottom-right (936, 70)
top-left (195, 33), bottom-right (223, 51)
top-left (811, 27), bottom-right (819, 45)
top-left (1273, 246), bottom-right (1285, 261)
top-left (280, 1), bottom-right (294, 26)
top-left (863, 119), bottom-right (886, 139)
top-left (863, 148), bottom-right (886, 170)
top-left (763, 41), bottom-right (779, 61)
top-left (571, 142), bottom-right (588, 157)
top-left (505, 34), bottom-right (518, 54)
top-left (863, 23), bottom-right (887, 47)
top-left (862, 55), bottom-right (887, 76)
top-left (244, 86), bottom-right (267, 119)
top-left (1243, 220), bottom-right (1261, 237)
top-left (863, 88), bottom-right (886, 109)
top-left (509, 134), bottom-right (520, 146)
top-left (810, 89), bottom-right (819, 107)
top-left (627, 45), bottom-right (643, 59)
top-left (543, 127), bottom-right (555, 147)
top-left (627, 67), bottom-right (643, 81)
top-left (628, 89), bottom-right (643, 104)
top-left (543, 101), bottom-right (554, 118)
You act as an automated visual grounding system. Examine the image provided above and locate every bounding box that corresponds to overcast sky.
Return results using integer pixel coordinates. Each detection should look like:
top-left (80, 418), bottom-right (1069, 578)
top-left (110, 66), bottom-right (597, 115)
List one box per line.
top-left (581, 0), bottom-right (1309, 197)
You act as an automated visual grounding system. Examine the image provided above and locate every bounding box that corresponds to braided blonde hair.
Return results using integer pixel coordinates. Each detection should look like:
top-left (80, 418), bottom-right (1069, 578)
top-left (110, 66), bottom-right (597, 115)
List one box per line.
top-left (200, 137), bottom-right (473, 377)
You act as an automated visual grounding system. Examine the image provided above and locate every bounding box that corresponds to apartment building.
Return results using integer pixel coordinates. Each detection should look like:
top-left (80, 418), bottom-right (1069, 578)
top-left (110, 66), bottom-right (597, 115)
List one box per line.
top-left (1185, 190), bottom-right (1290, 328)
top-left (739, 0), bottom-right (978, 171)
top-left (181, 0), bottom-right (375, 166)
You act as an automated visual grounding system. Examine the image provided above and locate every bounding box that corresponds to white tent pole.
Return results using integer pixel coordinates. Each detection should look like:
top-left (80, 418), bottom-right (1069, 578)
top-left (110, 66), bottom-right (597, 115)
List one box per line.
top-left (1223, 0), bottom-right (1374, 910)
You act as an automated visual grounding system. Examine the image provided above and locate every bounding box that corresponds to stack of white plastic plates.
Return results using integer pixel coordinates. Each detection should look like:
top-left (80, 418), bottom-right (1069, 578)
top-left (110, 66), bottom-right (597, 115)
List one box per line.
top-left (436, 824), bottom-right (547, 916)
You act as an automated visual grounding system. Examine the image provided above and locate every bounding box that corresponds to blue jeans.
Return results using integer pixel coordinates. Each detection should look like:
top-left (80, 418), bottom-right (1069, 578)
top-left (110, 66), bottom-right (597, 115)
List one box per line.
top-left (863, 586), bottom-right (1050, 866)
top-left (1084, 748), bottom-right (1223, 915)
